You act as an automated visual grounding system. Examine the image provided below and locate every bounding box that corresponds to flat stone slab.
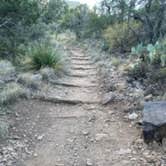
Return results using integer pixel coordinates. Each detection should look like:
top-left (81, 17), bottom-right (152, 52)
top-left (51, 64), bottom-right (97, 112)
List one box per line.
top-left (143, 101), bottom-right (166, 126)
top-left (66, 70), bottom-right (97, 77)
top-left (34, 95), bottom-right (100, 105)
top-left (143, 101), bottom-right (166, 143)
top-left (50, 79), bottom-right (97, 88)
top-left (71, 66), bottom-right (96, 70)
top-left (72, 62), bottom-right (94, 66)
top-left (71, 57), bottom-right (91, 61)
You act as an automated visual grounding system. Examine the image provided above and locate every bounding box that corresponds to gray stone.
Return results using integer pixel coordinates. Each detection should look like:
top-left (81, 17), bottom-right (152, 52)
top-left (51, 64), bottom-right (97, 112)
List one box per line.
top-left (86, 159), bottom-right (93, 166)
top-left (102, 92), bottom-right (124, 105)
top-left (143, 101), bottom-right (166, 143)
top-left (144, 94), bottom-right (153, 101)
top-left (31, 74), bottom-right (42, 82)
top-left (33, 153), bottom-right (38, 157)
top-left (37, 134), bottom-right (44, 141)
top-left (82, 131), bottom-right (89, 136)
top-left (116, 148), bottom-right (131, 155)
top-left (95, 133), bottom-right (108, 141)
top-left (102, 92), bottom-right (116, 105)
top-left (128, 113), bottom-right (138, 120)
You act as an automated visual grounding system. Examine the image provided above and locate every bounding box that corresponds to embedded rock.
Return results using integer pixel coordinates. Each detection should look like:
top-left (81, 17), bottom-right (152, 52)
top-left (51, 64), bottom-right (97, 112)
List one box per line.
top-left (128, 112), bottom-right (138, 120)
top-left (143, 101), bottom-right (166, 143)
top-left (102, 92), bottom-right (124, 105)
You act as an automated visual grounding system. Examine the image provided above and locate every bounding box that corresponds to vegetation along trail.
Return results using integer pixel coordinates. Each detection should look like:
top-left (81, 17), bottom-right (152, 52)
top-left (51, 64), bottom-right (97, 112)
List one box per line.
top-left (1, 0), bottom-right (166, 165)
top-left (8, 47), bottom-right (140, 166)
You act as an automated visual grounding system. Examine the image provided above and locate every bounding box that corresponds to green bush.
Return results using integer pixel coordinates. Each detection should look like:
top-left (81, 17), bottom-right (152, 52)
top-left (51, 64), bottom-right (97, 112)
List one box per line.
top-left (27, 42), bottom-right (62, 70)
top-left (103, 21), bottom-right (140, 52)
top-left (150, 67), bottom-right (166, 81)
top-left (0, 83), bottom-right (26, 105)
top-left (111, 57), bottom-right (121, 67)
top-left (131, 40), bottom-right (166, 67)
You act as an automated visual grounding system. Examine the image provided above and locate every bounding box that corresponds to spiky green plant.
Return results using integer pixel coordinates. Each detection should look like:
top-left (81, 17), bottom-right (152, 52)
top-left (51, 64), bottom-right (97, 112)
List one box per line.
top-left (28, 42), bottom-right (61, 70)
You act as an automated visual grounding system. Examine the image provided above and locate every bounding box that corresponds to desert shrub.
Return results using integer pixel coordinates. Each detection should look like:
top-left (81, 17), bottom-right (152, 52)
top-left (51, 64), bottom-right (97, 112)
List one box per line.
top-left (103, 21), bottom-right (140, 52)
top-left (0, 60), bottom-right (15, 77)
top-left (18, 73), bottom-right (42, 89)
top-left (131, 43), bottom-right (146, 57)
top-left (26, 42), bottom-right (62, 70)
top-left (131, 40), bottom-right (166, 67)
top-left (150, 67), bottom-right (166, 81)
top-left (56, 30), bottom-right (76, 43)
top-left (0, 0), bottom-right (42, 59)
top-left (111, 57), bottom-right (121, 67)
top-left (0, 121), bottom-right (9, 139)
top-left (27, 22), bottom-right (49, 41)
top-left (128, 61), bottom-right (149, 78)
top-left (0, 83), bottom-right (26, 105)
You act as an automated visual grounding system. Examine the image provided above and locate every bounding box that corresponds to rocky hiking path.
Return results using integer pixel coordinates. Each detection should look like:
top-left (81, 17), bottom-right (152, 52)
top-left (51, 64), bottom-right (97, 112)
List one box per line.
top-left (8, 47), bottom-right (162, 166)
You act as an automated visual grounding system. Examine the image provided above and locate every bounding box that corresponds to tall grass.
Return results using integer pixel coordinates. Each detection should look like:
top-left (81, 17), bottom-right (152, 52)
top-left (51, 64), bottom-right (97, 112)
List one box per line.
top-left (27, 42), bottom-right (61, 70)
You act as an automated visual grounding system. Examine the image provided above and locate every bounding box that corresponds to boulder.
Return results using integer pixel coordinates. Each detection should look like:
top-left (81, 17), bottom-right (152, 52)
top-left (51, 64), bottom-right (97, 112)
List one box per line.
top-left (143, 101), bottom-right (166, 144)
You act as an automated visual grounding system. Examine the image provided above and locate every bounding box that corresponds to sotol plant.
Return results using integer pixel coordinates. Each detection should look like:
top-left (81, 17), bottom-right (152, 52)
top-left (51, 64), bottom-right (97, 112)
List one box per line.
top-left (27, 41), bottom-right (62, 70)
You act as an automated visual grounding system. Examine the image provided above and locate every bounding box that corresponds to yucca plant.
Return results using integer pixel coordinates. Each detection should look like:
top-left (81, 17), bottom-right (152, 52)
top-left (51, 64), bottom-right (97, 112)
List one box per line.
top-left (27, 41), bottom-right (61, 70)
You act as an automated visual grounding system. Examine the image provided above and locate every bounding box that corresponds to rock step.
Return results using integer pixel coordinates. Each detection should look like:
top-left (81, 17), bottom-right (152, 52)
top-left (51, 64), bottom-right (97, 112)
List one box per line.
top-left (50, 80), bottom-right (97, 88)
top-left (72, 62), bottom-right (94, 66)
top-left (33, 95), bottom-right (100, 105)
top-left (64, 73), bottom-right (96, 78)
top-left (71, 66), bottom-right (96, 70)
top-left (69, 56), bottom-right (89, 59)
top-left (65, 73), bottom-right (87, 78)
top-left (66, 70), bottom-right (97, 76)
top-left (72, 63), bottom-right (95, 66)
top-left (71, 57), bottom-right (91, 61)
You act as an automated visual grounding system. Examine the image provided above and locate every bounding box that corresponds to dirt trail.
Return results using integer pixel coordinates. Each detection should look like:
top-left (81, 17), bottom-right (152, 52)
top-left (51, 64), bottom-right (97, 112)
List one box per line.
top-left (15, 48), bottom-right (140, 166)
